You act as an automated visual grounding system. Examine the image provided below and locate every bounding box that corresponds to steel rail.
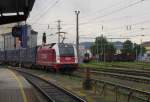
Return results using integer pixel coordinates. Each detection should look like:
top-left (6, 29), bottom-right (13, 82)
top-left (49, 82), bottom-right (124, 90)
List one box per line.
top-left (78, 69), bottom-right (150, 84)
top-left (87, 68), bottom-right (150, 78)
top-left (11, 68), bottom-right (86, 102)
top-left (10, 67), bottom-right (150, 102)
top-left (72, 73), bottom-right (150, 101)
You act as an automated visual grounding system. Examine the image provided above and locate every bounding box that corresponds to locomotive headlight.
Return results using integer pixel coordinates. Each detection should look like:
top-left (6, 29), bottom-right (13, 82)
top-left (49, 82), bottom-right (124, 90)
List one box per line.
top-left (57, 57), bottom-right (60, 63)
top-left (75, 57), bottom-right (78, 63)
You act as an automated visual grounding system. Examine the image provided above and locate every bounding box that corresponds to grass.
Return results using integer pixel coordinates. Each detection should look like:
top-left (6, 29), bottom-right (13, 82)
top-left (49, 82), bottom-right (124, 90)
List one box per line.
top-left (80, 61), bottom-right (150, 70)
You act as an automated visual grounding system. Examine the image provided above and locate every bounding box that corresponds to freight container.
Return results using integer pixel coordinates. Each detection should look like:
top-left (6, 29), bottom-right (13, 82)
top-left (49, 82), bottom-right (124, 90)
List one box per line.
top-left (0, 51), bottom-right (5, 61)
top-left (20, 47), bottom-right (37, 64)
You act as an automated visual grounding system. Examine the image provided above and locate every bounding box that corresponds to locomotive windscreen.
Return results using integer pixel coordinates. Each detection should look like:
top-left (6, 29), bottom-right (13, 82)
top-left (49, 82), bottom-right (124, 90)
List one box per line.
top-left (59, 44), bottom-right (74, 57)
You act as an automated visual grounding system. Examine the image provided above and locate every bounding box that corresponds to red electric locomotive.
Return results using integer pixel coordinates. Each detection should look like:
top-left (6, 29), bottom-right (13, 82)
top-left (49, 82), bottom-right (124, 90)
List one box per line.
top-left (0, 43), bottom-right (78, 72)
top-left (36, 43), bottom-right (78, 72)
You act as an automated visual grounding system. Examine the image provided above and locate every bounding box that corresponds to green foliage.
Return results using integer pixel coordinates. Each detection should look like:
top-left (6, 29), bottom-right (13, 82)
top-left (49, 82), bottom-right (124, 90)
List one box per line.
top-left (91, 35), bottom-right (116, 55)
top-left (91, 37), bottom-right (146, 57)
top-left (121, 40), bottom-right (146, 56)
top-left (133, 43), bottom-right (146, 56)
top-left (105, 43), bottom-right (116, 55)
top-left (121, 40), bottom-right (133, 55)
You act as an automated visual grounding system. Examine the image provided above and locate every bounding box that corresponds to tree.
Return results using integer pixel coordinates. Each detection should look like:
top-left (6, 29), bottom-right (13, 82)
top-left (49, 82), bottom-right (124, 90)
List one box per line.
top-left (121, 40), bottom-right (133, 55)
top-left (91, 35), bottom-right (116, 56)
top-left (121, 40), bottom-right (146, 56)
top-left (133, 43), bottom-right (146, 56)
top-left (105, 43), bottom-right (116, 55)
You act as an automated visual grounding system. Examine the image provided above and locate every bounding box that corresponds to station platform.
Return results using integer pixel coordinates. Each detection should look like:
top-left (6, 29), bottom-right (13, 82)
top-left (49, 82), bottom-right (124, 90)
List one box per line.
top-left (0, 68), bottom-right (42, 102)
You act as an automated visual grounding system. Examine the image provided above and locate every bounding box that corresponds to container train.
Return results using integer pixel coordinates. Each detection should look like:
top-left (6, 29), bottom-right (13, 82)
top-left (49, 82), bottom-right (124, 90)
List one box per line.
top-left (0, 43), bottom-right (78, 72)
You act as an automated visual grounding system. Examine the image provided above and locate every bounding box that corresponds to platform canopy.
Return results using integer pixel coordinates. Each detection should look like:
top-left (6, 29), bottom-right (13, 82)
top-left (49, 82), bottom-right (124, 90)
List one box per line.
top-left (0, 0), bottom-right (35, 25)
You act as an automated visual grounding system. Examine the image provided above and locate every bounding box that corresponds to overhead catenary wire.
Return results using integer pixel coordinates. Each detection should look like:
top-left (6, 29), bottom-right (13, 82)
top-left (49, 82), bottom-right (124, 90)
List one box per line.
top-left (30, 0), bottom-right (62, 25)
top-left (79, 0), bottom-right (147, 26)
top-left (28, 0), bottom-right (149, 30)
top-left (59, 0), bottom-right (149, 32)
top-left (79, 0), bottom-right (126, 19)
top-left (81, 10), bottom-right (150, 26)
top-left (25, 0), bottom-right (150, 44)
top-left (70, 24), bottom-right (150, 42)
top-left (66, 0), bottom-right (132, 24)
top-left (63, 17), bottom-right (150, 34)
top-left (61, 0), bottom-right (147, 27)
top-left (27, 0), bottom-right (54, 21)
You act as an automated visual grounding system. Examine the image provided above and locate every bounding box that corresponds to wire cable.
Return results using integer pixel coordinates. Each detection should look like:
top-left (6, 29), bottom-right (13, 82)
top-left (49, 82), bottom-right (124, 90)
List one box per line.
top-left (27, 0), bottom-right (54, 21)
top-left (30, 0), bottom-right (62, 25)
top-left (80, 0), bottom-right (147, 26)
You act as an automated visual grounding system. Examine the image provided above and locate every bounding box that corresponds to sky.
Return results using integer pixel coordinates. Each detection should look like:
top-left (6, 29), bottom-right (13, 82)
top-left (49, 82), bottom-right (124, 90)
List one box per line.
top-left (1, 0), bottom-right (150, 44)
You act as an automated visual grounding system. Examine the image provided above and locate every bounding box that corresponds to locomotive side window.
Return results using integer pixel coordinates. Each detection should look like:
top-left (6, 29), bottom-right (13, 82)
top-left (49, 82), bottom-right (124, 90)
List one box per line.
top-left (59, 44), bottom-right (74, 57)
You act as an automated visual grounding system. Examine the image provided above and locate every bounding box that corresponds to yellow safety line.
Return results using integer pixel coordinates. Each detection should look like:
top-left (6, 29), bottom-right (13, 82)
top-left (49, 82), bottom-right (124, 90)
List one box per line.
top-left (8, 69), bottom-right (28, 102)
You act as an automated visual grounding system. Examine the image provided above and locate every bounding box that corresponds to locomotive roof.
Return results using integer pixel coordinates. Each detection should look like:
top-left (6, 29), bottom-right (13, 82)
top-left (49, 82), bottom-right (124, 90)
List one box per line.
top-left (38, 43), bottom-right (56, 48)
top-left (38, 43), bottom-right (74, 49)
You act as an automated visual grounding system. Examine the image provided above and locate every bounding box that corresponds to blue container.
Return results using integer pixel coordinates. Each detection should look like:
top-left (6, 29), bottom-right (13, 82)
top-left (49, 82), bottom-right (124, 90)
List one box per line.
top-left (21, 25), bottom-right (28, 48)
top-left (0, 51), bottom-right (5, 61)
top-left (26, 47), bottom-right (37, 64)
top-left (6, 50), bottom-right (20, 62)
top-left (20, 47), bottom-right (37, 64)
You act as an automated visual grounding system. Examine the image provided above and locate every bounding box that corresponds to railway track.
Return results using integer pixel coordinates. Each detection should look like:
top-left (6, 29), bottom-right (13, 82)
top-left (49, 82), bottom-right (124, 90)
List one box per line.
top-left (78, 67), bottom-right (150, 84)
top-left (90, 70), bottom-right (150, 84)
top-left (89, 68), bottom-right (150, 78)
top-left (108, 68), bottom-right (150, 77)
top-left (69, 72), bottom-right (150, 101)
top-left (71, 73), bottom-right (150, 102)
top-left (11, 68), bottom-right (86, 102)
top-left (10, 67), bottom-right (150, 102)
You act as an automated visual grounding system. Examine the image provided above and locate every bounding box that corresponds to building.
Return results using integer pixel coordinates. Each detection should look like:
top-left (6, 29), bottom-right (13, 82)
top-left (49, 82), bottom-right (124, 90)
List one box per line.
top-left (142, 41), bottom-right (150, 53)
top-left (141, 41), bottom-right (150, 62)
top-left (0, 25), bottom-right (38, 50)
top-left (1, 32), bottom-right (15, 50)
top-left (112, 41), bottom-right (123, 54)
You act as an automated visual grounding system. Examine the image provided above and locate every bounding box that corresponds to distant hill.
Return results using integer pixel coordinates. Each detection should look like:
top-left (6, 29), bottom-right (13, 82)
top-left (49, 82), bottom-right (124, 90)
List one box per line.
top-left (80, 42), bottom-right (93, 49)
top-left (112, 41), bottom-right (123, 49)
top-left (80, 41), bottom-right (123, 50)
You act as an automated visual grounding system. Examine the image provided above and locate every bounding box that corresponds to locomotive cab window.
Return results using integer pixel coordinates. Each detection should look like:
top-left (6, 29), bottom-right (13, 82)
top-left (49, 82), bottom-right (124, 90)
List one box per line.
top-left (59, 44), bottom-right (74, 57)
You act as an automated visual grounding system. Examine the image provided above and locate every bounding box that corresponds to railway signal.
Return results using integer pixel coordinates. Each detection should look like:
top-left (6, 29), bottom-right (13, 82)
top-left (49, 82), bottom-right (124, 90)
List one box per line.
top-left (42, 32), bottom-right (46, 45)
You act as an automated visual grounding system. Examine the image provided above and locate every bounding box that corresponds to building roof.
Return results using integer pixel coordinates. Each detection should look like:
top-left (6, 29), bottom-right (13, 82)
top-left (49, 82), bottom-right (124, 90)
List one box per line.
top-left (142, 41), bottom-right (150, 46)
top-left (112, 41), bottom-right (123, 49)
top-left (31, 30), bottom-right (38, 35)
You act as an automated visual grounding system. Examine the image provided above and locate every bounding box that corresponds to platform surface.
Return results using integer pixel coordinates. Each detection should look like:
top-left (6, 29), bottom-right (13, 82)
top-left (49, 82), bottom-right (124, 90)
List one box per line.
top-left (0, 68), bottom-right (41, 102)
